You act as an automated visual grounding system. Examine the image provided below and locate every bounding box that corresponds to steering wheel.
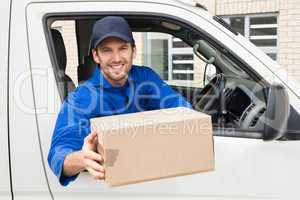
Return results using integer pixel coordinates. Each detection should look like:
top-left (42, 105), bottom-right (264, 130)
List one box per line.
top-left (194, 73), bottom-right (226, 115)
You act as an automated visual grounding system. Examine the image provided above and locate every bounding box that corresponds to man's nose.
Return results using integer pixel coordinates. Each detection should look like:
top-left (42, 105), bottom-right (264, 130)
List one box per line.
top-left (112, 51), bottom-right (121, 62)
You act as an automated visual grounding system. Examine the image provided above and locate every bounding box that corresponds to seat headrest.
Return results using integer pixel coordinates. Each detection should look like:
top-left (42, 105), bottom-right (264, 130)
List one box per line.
top-left (51, 29), bottom-right (67, 72)
top-left (77, 55), bottom-right (96, 84)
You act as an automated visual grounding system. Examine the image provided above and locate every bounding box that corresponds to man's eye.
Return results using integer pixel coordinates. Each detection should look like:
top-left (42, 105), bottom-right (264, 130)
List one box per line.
top-left (121, 47), bottom-right (129, 50)
top-left (102, 49), bottom-right (112, 53)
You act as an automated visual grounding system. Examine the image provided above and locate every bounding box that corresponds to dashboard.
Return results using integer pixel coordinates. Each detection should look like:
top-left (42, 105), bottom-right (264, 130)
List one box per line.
top-left (174, 75), bottom-right (268, 131)
top-left (171, 74), bottom-right (268, 130)
top-left (215, 76), bottom-right (267, 130)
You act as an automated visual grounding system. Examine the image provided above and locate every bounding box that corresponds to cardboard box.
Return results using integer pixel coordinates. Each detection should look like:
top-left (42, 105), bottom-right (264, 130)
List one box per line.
top-left (90, 107), bottom-right (214, 187)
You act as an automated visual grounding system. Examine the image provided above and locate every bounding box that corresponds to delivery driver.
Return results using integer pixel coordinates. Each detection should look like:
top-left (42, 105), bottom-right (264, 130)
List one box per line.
top-left (48, 16), bottom-right (192, 186)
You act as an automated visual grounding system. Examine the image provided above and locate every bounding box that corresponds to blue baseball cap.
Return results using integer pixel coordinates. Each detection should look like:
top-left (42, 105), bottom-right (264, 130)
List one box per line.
top-left (90, 16), bottom-right (135, 50)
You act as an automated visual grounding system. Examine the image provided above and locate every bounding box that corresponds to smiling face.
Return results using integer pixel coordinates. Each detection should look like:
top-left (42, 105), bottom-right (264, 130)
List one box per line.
top-left (92, 37), bottom-right (136, 87)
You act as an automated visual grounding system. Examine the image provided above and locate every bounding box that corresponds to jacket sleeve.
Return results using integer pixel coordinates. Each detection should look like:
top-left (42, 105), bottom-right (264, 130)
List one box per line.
top-left (47, 86), bottom-right (94, 186)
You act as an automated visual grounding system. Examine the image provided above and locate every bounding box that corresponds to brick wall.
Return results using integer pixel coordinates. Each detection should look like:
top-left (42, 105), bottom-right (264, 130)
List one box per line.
top-left (215, 0), bottom-right (279, 15)
top-left (198, 0), bottom-right (300, 83)
top-left (132, 32), bottom-right (144, 66)
top-left (278, 0), bottom-right (300, 81)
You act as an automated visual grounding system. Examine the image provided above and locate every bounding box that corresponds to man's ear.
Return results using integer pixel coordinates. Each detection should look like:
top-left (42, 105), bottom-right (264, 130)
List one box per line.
top-left (132, 46), bottom-right (137, 59)
top-left (92, 49), bottom-right (100, 64)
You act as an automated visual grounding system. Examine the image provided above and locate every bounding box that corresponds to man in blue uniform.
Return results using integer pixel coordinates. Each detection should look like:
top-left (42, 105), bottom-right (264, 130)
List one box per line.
top-left (48, 16), bottom-right (192, 186)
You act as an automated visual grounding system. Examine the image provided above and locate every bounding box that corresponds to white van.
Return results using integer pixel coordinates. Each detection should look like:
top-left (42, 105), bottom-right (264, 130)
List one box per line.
top-left (1, 0), bottom-right (300, 199)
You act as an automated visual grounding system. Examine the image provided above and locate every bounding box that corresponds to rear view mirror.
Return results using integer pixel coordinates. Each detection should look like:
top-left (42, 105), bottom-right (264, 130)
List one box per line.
top-left (192, 40), bottom-right (217, 86)
top-left (264, 84), bottom-right (290, 141)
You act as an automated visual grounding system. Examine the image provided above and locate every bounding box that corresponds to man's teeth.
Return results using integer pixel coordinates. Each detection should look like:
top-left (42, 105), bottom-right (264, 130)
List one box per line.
top-left (111, 65), bottom-right (123, 69)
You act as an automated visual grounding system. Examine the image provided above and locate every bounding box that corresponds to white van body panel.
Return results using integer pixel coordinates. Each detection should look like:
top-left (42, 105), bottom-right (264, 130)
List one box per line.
top-left (0, 0), bottom-right (298, 199)
top-left (24, 1), bottom-right (300, 200)
top-left (8, 0), bottom-right (52, 199)
top-left (0, 0), bottom-right (12, 199)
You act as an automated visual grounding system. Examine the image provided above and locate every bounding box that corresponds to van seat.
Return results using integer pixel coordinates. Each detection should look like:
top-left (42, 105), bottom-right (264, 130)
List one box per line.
top-left (51, 29), bottom-right (75, 100)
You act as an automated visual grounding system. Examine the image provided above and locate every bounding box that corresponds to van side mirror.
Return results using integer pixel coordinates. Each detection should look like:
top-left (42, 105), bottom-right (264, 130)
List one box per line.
top-left (264, 84), bottom-right (290, 141)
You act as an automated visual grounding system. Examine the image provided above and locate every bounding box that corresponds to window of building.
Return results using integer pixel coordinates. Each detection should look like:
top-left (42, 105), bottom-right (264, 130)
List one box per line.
top-left (222, 14), bottom-right (278, 61)
top-left (171, 37), bottom-right (195, 81)
top-left (141, 32), bottom-right (204, 87)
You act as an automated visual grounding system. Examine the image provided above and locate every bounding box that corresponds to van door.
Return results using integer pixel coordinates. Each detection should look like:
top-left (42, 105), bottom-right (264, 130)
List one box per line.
top-left (0, 0), bottom-right (12, 199)
top-left (8, 0), bottom-right (52, 199)
top-left (27, 1), bottom-right (300, 200)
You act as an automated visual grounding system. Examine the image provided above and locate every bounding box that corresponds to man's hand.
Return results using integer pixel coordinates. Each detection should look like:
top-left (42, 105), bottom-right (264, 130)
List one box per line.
top-left (82, 128), bottom-right (105, 180)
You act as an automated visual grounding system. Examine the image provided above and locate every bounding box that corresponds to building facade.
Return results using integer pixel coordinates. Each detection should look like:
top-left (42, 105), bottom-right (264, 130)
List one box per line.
top-left (200, 0), bottom-right (300, 83)
top-left (52, 0), bottom-right (300, 86)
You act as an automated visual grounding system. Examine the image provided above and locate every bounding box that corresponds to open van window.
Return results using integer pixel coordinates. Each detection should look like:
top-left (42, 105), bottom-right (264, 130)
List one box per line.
top-left (47, 16), bottom-right (254, 93)
top-left (45, 15), bottom-right (300, 140)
